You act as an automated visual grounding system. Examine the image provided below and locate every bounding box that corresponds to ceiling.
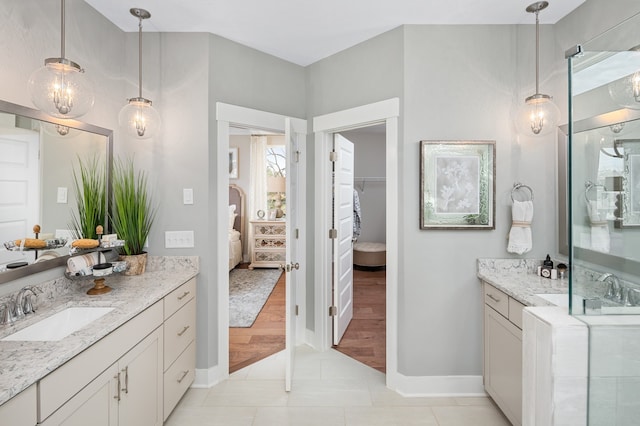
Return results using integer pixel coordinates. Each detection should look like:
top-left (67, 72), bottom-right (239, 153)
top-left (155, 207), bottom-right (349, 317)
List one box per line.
top-left (84, 0), bottom-right (585, 66)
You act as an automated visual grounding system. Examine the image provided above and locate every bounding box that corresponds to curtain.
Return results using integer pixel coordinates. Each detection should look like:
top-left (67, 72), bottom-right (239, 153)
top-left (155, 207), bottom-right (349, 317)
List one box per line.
top-left (249, 136), bottom-right (268, 220)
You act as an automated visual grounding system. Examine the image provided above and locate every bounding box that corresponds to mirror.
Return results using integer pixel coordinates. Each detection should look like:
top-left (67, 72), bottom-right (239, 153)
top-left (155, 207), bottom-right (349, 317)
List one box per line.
top-left (0, 100), bottom-right (112, 284)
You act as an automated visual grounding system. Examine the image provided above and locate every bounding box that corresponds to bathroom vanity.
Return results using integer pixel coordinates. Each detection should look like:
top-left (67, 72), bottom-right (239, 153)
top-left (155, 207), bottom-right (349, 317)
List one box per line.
top-left (0, 256), bottom-right (198, 425)
top-left (477, 259), bottom-right (569, 426)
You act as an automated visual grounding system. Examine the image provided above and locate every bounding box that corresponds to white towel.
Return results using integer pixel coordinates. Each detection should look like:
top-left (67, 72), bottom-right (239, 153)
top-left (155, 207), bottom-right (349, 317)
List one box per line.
top-left (66, 252), bottom-right (100, 275)
top-left (507, 200), bottom-right (533, 255)
top-left (587, 201), bottom-right (610, 252)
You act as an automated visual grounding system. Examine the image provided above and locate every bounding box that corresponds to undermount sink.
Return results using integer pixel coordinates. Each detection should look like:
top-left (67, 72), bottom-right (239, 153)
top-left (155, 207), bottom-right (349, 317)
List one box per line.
top-left (535, 293), bottom-right (583, 308)
top-left (1, 307), bottom-right (114, 342)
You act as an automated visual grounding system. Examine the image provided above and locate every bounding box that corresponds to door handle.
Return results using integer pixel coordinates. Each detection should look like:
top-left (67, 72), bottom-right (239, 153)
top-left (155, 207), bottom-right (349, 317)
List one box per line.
top-left (284, 262), bottom-right (300, 272)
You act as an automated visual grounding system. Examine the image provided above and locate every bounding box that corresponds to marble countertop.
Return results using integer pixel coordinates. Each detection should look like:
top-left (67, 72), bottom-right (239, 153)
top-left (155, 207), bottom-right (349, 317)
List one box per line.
top-left (0, 257), bottom-right (198, 406)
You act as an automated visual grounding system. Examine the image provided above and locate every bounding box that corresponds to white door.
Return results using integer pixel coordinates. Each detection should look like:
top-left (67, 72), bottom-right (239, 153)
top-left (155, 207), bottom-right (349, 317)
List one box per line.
top-left (332, 134), bottom-right (354, 345)
top-left (284, 118), bottom-right (300, 391)
top-left (0, 127), bottom-right (39, 264)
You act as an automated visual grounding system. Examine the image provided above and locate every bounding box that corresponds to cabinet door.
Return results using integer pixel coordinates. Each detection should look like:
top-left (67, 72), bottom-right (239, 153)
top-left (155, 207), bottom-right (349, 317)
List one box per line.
top-left (118, 327), bottom-right (163, 426)
top-left (0, 384), bottom-right (36, 426)
top-left (39, 364), bottom-right (118, 426)
top-left (484, 305), bottom-right (522, 426)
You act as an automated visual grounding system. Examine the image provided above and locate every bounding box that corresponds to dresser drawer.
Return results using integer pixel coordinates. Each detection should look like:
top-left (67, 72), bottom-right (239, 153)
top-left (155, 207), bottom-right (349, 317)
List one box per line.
top-left (164, 298), bottom-right (196, 370)
top-left (484, 283), bottom-right (509, 318)
top-left (164, 278), bottom-right (196, 320)
top-left (163, 341), bottom-right (195, 421)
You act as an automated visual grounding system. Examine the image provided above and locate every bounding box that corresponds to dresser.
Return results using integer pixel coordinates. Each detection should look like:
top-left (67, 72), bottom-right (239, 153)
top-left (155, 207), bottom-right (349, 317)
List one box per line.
top-left (249, 220), bottom-right (286, 269)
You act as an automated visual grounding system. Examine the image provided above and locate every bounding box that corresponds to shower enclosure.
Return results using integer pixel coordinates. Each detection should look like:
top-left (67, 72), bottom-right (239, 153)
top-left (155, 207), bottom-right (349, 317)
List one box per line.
top-left (566, 11), bottom-right (640, 424)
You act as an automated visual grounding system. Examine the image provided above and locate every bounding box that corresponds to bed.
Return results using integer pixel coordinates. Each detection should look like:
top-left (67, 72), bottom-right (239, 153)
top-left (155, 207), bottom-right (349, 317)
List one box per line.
top-left (229, 184), bottom-right (245, 270)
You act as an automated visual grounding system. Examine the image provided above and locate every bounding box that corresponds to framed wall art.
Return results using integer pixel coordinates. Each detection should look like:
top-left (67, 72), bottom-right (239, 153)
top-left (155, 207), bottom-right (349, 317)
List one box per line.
top-left (229, 147), bottom-right (239, 179)
top-left (420, 140), bottom-right (495, 230)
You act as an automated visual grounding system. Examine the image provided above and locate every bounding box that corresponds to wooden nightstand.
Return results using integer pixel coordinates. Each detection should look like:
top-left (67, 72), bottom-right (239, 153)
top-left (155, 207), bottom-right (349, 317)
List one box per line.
top-left (248, 220), bottom-right (286, 269)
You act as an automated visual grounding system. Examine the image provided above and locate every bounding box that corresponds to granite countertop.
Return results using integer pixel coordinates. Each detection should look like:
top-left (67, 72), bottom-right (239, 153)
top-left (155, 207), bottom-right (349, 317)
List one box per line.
top-left (477, 258), bottom-right (570, 307)
top-left (0, 256), bottom-right (198, 406)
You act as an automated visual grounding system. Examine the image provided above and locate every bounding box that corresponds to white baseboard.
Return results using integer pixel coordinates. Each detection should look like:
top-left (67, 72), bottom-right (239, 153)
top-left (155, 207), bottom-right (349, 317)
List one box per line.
top-left (390, 373), bottom-right (486, 397)
top-left (192, 364), bottom-right (227, 388)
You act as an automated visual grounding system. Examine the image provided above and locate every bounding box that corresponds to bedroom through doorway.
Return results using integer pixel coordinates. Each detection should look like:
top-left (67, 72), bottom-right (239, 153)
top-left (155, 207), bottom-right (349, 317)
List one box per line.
top-left (228, 127), bottom-right (287, 373)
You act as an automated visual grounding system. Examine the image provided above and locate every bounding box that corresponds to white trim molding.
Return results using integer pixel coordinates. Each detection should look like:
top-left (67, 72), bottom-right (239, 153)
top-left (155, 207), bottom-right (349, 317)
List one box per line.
top-left (391, 374), bottom-right (485, 397)
top-left (192, 365), bottom-right (227, 389)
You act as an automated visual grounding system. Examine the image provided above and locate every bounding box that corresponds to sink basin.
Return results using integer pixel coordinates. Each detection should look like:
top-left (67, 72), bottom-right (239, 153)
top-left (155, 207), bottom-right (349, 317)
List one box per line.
top-left (2, 307), bottom-right (114, 341)
top-left (535, 293), bottom-right (583, 308)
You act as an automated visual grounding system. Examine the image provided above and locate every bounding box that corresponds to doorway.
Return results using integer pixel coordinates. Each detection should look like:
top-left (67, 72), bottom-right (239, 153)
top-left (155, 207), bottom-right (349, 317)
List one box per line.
top-left (312, 98), bottom-right (400, 387)
top-left (332, 125), bottom-right (387, 373)
top-left (228, 130), bottom-right (287, 373)
top-left (216, 104), bottom-right (306, 389)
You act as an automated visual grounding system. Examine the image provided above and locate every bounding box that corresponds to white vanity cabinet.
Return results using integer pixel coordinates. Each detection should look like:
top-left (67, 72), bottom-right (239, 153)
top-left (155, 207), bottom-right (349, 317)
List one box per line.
top-left (483, 282), bottom-right (525, 426)
top-left (162, 278), bottom-right (196, 420)
top-left (0, 384), bottom-right (36, 426)
top-left (39, 303), bottom-right (164, 426)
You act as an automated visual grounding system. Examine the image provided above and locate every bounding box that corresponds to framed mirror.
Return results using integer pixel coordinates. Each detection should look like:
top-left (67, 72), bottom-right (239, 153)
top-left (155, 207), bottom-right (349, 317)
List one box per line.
top-left (0, 100), bottom-right (112, 284)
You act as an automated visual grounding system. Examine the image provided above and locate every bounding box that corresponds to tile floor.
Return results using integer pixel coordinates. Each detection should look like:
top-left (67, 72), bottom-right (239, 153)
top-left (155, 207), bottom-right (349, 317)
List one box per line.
top-left (166, 345), bottom-right (510, 426)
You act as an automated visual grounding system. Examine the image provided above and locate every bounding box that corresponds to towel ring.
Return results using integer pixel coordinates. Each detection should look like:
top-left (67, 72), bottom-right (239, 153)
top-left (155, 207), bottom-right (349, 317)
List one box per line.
top-left (585, 180), bottom-right (607, 203)
top-left (511, 183), bottom-right (534, 202)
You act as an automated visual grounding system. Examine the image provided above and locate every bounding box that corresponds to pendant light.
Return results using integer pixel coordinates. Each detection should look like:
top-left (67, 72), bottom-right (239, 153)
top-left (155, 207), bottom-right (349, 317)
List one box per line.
top-left (118, 8), bottom-right (161, 139)
top-left (28, 0), bottom-right (94, 119)
top-left (515, 1), bottom-right (560, 136)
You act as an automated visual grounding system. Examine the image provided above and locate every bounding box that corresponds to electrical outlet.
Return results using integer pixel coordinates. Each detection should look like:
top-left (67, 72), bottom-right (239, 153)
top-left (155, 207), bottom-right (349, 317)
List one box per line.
top-left (165, 231), bottom-right (194, 248)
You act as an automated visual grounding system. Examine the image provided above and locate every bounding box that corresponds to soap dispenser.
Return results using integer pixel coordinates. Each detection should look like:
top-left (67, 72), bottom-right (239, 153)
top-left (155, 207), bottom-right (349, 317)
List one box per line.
top-left (541, 254), bottom-right (553, 278)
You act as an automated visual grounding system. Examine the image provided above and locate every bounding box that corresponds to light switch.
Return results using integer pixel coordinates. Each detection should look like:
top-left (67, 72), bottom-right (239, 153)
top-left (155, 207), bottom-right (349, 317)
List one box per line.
top-left (183, 188), bottom-right (194, 205)
top-left (57, 187), bottom-right (68, 204)
top-left (165, 231), bottom-right (194, 248)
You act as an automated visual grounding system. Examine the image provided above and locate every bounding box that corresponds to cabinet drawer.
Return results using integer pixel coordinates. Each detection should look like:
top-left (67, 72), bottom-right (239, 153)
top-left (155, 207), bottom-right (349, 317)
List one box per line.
top-left (509, 297), bottom-right (526, 329)
top-left (164, 298), bottom-right (196, 371)
top-left (163, 341), bottom-right (195, 421)
top-left (165, 278), bottom-right (196, 320)
top-left (0, 384), bottom-right (36, 426)
top-left (484, 283), bottom-right (509, 318)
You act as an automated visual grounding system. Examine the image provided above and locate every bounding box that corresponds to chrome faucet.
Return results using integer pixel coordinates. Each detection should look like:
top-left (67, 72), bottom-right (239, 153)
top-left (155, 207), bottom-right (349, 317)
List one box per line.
top-left (0, 300), bottom-right (17, 325)
top-left (15, 286), bottom-right (40, 317)
top-left (599, 273), bottom-right (623, 303)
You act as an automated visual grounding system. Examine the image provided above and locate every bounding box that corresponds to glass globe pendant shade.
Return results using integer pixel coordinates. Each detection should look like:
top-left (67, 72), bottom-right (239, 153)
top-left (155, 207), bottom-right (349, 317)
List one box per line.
top-left (515, 93), bottom-right (561, 136)
top-left (118, 97), bottom-right (161, 139)
top-left (28, 58), bottom-right (94, 119)
top-left (608, 71), bottom-right (640, 110)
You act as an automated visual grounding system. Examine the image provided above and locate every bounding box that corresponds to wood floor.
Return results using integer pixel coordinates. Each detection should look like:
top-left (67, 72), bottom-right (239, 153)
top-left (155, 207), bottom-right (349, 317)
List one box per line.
top-left (335, 266), bottom-right (386, 373)
top-left (229, 264), bottom-right (285, 373)
top-left (228, 264), bottom-right (386, 374)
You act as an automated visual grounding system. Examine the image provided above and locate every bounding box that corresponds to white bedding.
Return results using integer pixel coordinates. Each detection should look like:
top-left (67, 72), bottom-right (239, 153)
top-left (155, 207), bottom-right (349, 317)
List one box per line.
top-left (229, 229), bottom-right (242, 270)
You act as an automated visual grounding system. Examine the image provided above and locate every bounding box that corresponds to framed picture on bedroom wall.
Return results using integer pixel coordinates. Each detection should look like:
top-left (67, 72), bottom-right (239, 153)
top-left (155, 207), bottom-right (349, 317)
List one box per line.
top-left (229, 147), bottom-right (239, 179)
top-left (420, 140), bottom-right (495, 230)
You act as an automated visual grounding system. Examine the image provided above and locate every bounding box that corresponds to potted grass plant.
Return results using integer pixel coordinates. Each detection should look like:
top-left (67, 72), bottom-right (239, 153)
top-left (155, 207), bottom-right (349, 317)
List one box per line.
top-left (110, 157), bottom-right (157, 275)
top-left (70, 155), bottom-right (106, 240)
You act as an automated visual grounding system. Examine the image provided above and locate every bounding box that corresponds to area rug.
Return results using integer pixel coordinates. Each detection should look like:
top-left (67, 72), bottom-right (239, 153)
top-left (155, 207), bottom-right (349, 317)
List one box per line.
top-left (229, 268), bottom-right (282, 327)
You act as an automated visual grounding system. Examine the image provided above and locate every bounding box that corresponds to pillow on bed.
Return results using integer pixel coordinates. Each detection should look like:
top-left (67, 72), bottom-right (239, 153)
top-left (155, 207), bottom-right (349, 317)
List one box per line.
top-left (228, 205), bottom-right (237, 230)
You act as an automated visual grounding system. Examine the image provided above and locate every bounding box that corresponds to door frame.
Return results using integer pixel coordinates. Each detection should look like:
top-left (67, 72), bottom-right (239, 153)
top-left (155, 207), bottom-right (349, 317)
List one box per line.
top-left (216, 103), bottom-right (307, 378)
top-left (312, 98), bottom-right (400, 387)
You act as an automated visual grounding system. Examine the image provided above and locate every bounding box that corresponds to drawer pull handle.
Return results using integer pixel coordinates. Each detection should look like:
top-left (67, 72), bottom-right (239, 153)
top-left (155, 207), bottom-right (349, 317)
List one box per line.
top-left (177, 325), bottom-right (190, 336)
top-left (487, 294), bottom-right (501, 303)
top-left (177, 370), bottom-right (189, 383)
top-left (122, 366), bottom-right (129, 394)
top-left (177, 291), bottom-right (190, 301)
top-left (114, 373), bottom-right (121, 401)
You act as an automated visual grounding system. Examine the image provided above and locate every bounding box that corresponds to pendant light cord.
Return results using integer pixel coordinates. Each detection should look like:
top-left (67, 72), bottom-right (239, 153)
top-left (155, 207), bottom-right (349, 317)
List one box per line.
top-left (138, 15), bottom-right (143, 99)
top-left (60, 0), bottom-right (65, 58)
top-left (535, 8), bottom-right (540, 95)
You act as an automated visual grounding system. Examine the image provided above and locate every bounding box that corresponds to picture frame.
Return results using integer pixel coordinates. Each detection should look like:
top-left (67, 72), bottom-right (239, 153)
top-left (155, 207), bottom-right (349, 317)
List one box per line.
top-left (619, 139), bottom-right (640, 227)
top-left (420, 140), bottom-right (495, 230)
top-left (229, 147), bottom-right (239, 179)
